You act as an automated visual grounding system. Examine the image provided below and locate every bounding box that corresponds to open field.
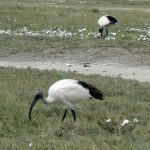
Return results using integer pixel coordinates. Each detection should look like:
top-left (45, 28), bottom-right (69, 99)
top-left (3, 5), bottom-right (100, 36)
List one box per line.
top-left (0, 0), bottom-right (150, 149)
top-left (0, 0), bottom-right (150, 58)
top-left (0, 67), bottom-right (150, 149)
top-left (0, 0), bottom-right (150, 82)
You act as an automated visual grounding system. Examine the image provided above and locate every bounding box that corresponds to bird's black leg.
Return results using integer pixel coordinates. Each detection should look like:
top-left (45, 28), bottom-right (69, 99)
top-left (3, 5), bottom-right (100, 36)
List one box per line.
top-left (100, 30), bottom-right (103, 38)
top-left (71, 109), bottom-right (76, 122)
top-left (106, 28), bottom-right (108, 37)
top-left (103, 28), bottom-right (108, 39)
top-left (99, 28), bottom-right (103, 38)
top-left (61, 109), bottom-right (67, 122)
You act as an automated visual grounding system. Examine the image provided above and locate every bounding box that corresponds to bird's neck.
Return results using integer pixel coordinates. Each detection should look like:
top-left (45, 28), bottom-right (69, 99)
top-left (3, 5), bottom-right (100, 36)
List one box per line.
top-left (41, 95), bottom-right (49, 104)
top-left (41, 94), bottom-right (54, 104)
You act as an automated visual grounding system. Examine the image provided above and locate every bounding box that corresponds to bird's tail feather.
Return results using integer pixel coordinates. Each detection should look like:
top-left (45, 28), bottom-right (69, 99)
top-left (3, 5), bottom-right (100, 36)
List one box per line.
top-left (78, 81), bottom-right (104, 100)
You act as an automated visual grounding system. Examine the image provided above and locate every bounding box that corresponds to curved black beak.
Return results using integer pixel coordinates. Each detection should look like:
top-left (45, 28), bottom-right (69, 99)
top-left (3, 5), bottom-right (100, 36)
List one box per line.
top-left (28, 91), bottom-right (44, 121)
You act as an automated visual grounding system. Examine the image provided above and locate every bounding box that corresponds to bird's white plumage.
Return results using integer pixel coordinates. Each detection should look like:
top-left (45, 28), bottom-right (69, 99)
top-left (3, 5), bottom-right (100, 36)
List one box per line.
top-left (47, 79), bottom-right (91, 106)
top-left (98, 15), bottom-right (110, 27)
top-left (29, 78), bottom-right (103, 121)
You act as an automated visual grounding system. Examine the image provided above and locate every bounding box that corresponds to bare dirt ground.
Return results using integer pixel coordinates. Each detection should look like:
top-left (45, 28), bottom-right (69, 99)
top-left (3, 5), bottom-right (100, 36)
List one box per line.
top-left (0, 46), bottom-right (150, 82)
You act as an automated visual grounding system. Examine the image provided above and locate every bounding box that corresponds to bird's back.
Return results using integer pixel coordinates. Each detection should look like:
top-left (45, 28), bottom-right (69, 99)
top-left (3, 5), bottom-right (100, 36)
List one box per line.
top-left (106, 16), bottom-right (118, 24)
top-left (47, 79), bottom-right (103, 104)
top-left (98, 15), bottom-right (110, 27)
top-left (78, 81), bottom-right (103, 100)
top-left (48, 79), bottom-right (91, 103)
top-left (49, 79), bottom-right (77, 91)
top-left (98, 15), bottom-right (118, 27)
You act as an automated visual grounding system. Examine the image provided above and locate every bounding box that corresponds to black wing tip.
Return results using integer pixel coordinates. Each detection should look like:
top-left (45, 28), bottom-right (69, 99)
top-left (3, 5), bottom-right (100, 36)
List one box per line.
top-left (99, 92), bottom-right (104, 100)
top-left (78, 80), bottom-right (88, 88)
top-left (92, 89), bottom-right (104, 100)
top-left (78, 80), bottom-right (104, 100)
top-left (106, 16), bottom-right (118, 24)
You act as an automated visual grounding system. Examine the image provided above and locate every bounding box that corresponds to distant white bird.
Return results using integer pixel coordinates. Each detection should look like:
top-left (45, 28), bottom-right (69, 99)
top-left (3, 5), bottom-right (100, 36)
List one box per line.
top-left (98, 15), bottom-right (118, 38)
top-left (29, 79), bottom-right (104, 122)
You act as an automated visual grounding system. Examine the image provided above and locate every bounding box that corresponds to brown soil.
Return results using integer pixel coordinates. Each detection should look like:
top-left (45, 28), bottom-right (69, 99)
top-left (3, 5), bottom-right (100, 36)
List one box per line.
top-left (0, 47), bottom-right (150, 82)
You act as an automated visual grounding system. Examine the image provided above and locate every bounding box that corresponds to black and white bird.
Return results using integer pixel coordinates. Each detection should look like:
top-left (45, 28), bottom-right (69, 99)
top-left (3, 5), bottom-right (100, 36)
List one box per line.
top-left (29, 79), bottom-right (104, 122)
top-left (98, 15), bottom-right (118, 38)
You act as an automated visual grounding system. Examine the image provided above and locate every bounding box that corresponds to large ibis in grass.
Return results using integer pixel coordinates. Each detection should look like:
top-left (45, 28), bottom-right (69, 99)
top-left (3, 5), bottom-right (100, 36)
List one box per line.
top-left (29, 79), bottom-right (104, 122)
top-left (98, 15), bottom-right (118, 38)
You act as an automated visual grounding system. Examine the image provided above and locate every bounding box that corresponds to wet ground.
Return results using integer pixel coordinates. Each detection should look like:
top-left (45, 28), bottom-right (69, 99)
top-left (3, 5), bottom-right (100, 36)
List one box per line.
top-left (0, 46), bottom-right (150, 82)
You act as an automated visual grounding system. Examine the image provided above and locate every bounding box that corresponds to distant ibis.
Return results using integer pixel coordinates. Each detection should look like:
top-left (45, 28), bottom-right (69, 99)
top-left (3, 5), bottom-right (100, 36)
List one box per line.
top-left (98, 15), bottom-right (118, 38)
top-left (29, 79), bottom-right (104, 122)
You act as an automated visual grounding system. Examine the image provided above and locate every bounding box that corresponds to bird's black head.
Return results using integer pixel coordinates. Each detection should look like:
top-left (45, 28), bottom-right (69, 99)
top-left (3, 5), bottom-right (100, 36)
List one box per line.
top-left (28, 91), bottom-right (44, 121)
top-left (34, 91), bottom-right (44, 100)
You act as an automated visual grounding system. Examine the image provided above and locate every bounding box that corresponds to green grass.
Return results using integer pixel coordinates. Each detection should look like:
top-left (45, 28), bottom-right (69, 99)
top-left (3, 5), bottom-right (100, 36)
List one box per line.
top-left (0, 0), bottom-right (149, 65)
top-left (0, 1), bottom-right (150, 149)
top-left (0, 67), bottom-right (150, 149)
top-left (0, 0), bottom-right (150, 62)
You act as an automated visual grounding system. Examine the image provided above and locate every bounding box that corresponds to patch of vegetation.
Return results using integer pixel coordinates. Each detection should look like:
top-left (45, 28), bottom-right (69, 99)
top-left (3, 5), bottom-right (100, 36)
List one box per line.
top-left (0, 0), bottom-right (150, 61)
top-left (0, 1), bottom-right (150, 148)
top-left (0, 67), bottom-right (150, 149)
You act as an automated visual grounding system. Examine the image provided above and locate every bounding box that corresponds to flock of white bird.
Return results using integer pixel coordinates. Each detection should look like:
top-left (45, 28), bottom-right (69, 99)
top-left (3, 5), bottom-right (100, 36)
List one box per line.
top-left (29, 15), bottom-right (118, 122)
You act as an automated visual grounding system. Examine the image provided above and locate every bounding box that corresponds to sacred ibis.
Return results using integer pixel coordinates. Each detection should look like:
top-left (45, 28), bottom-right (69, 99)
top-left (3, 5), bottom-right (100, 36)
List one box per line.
top-left (29, 79), bottom-right (104, 122)
top-left (98, 15), bottom-right (118, 38)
